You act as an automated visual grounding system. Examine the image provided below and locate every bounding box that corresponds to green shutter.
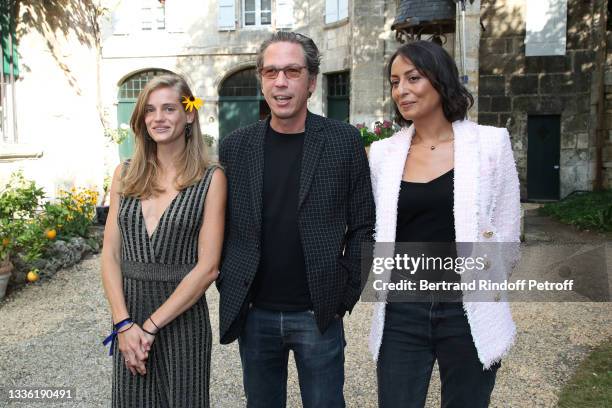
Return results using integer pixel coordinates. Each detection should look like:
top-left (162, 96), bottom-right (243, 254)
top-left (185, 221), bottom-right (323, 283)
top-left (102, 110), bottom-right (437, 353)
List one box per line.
top-left (0, 2), bottom-right (19, 79)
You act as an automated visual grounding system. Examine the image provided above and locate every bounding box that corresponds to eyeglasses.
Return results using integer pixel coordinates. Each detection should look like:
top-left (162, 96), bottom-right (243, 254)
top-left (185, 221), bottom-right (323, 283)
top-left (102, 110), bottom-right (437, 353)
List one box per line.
top-left (259, 65), bottom-right (307, 80)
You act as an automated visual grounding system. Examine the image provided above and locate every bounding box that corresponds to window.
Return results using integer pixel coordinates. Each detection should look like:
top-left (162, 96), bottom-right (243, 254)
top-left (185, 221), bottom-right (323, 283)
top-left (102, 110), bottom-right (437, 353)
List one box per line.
top-left (112, 0), bottom-right (168, 34)
top-left (141, 0), bottom-right (165, 31)
top-left (325, 0), bottom-right (348, 24)
top-left (119, 70), bottom-right (170, 100)
top-left (243, 0), bottom-right (271, 27)
top-left (525, 0), bottom-right (567, 56)
top-left (219, 68), bottom-right (260, 97)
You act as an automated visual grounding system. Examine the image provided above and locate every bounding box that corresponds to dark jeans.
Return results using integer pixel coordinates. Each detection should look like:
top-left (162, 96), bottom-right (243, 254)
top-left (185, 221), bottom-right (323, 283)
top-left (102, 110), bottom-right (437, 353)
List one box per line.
top-left (377, 301), bottom-right (499, 408)
top-left (238, 306), bottom-right (346, 408)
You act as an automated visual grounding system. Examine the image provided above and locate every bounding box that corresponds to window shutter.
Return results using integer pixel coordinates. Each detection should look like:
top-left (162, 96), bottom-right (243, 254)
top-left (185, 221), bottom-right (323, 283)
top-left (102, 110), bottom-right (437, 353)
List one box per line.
top-left (525, 0), bottom-right (567, 56)
top-left (276, 0), bottom-right (294, 28)
top-left (325, 0), bottom-right (338, 24)
top-left (338, 0), bottom-right (348, 21)
top-left (218, 0), bottom-right (236, 31)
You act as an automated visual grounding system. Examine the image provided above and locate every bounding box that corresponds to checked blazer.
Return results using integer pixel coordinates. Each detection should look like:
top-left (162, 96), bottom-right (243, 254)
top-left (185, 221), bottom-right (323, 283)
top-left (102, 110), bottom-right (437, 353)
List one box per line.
top-left (218, 111), bottom-right (375, 344)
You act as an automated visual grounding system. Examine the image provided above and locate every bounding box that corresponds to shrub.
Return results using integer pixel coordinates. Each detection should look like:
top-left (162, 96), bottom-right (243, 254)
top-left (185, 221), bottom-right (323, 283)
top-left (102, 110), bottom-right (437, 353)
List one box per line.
top-left (539, 190), bottom-right (612, 232)
top-left (356, 120), bottom-right (396, 147)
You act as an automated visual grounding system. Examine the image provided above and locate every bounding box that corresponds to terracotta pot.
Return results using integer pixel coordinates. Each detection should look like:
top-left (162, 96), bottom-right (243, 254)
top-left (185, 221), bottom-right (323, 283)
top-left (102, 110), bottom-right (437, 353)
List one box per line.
top-left (0, 260), bottom-right (13, 300)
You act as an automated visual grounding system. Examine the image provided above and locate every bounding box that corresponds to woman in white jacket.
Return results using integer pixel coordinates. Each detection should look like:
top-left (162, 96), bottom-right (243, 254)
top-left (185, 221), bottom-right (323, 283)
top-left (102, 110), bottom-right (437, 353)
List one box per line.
top-left (368, 41), bottom-right (521, 407)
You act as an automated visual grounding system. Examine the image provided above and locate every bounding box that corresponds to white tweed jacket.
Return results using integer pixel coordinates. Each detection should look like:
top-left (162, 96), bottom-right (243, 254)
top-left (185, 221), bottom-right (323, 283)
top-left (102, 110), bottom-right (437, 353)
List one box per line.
top-left (367, 120), bottom-right (521, 369)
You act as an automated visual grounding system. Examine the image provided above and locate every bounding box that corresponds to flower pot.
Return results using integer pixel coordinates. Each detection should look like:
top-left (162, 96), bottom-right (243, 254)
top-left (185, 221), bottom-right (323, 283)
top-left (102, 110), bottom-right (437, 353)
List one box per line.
top-left (96, 206), bottom-right (110, 226)
top-left (0, 260), bottom-right (13, 300)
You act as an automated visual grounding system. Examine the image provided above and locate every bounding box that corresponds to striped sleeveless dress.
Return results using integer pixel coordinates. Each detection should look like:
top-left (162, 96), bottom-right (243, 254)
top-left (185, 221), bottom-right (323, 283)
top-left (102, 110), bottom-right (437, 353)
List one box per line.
top-left (112, 165), bottom-right (218, 408)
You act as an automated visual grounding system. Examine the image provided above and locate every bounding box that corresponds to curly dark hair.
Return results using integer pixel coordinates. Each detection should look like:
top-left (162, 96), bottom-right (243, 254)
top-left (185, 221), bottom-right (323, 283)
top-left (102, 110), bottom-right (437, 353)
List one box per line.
top-left (387, 41), bottom-right (474, 127)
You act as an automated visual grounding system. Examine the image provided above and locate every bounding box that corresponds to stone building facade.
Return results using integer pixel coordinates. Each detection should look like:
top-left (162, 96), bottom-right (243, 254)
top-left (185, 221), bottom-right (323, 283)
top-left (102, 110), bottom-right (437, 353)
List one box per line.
top-left (2, 0), bottom-right (608, 202)
top-left (100, 0), bottom-right (405, 155)
top-left (478, 0), bottom-right (611, 199)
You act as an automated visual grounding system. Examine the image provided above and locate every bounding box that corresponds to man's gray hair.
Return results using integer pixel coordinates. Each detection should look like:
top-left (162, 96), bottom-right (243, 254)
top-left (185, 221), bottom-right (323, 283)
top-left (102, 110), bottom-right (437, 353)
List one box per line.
top-left (256, 31), bottom-right (321, 79)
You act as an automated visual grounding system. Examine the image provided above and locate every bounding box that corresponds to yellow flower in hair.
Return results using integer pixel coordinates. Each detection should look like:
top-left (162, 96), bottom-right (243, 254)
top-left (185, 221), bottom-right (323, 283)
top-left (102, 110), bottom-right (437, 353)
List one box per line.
top-left (182, 96), bottom-right (203, 112)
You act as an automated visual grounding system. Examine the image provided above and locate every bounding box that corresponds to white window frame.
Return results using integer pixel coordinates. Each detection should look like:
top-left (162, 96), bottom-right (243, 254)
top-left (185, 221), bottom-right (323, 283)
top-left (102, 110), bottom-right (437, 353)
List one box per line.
top-left (325, 0), bottom-right (348, 25)
top-left (525, 0), bottom-right (567, 56)
top-left (141, 0), bottom-right (165, 31)
top-left (242, 0), bottom-right (272, 28)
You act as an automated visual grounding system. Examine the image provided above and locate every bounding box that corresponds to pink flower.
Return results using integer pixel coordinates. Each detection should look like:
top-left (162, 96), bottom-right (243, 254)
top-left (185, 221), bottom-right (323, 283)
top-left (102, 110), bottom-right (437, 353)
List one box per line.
top-left (374, 127), bottom-right (382, 135)
top-left (382, 120), bottom-right (392, 129)
top-left (355, 123), bottom-right (364, 129)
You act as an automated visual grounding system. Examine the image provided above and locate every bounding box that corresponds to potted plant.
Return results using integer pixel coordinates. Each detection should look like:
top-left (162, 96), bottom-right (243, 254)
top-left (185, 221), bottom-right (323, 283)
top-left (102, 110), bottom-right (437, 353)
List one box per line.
top-left (356, 120), bottom-right (396, 153)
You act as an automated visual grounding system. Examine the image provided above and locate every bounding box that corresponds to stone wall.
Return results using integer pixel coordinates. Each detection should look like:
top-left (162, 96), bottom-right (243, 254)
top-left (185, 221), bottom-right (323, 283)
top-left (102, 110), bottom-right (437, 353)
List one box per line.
top-left (479, 0), bottom-right (604, 199)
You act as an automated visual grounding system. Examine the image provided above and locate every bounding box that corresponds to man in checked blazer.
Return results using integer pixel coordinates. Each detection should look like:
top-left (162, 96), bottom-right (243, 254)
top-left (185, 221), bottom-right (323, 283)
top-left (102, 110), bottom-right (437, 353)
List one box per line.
top-left (218, 31), bottom-right (374, 408)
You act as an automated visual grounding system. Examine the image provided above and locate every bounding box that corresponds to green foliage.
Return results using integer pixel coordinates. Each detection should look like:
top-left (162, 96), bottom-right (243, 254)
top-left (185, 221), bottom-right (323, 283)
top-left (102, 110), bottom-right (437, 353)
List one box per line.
top-left (557, 338), bottom-right (612, 408)
top-left (14, 220), bottom-right (47, 263)
top-left (355, 120), bottom-right (396, 147)
top-left (105, 124), bottom-right (130, 144)
top-left (202, 133), bottom-right (215, 148)
top-left (539, 190), bottom-right (612, 232)
top-left (0, 171), bottom-right (99, 268)
top-left (45, 188), bottom-right (99, 238)
top-left (0, 170), bottom-right (45, 220)
top-left (0, 171), bottom-right (46, 263)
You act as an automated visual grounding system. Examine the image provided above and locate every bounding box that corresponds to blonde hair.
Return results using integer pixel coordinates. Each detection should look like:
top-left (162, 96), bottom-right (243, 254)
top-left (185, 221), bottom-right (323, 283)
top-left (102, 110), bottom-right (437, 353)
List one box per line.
top-left (121, 74), bottom-right (210, 198)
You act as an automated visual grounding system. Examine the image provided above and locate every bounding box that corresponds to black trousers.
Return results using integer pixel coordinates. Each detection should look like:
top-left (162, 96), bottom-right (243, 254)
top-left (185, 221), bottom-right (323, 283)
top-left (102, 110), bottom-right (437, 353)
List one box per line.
top-left (377, 300), bottom-right (499, 408)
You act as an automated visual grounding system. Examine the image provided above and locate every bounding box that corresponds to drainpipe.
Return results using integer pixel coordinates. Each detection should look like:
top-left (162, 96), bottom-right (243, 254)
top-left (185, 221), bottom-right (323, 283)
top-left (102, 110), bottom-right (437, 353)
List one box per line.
top-left (593, 0), bottom-right (608, 191)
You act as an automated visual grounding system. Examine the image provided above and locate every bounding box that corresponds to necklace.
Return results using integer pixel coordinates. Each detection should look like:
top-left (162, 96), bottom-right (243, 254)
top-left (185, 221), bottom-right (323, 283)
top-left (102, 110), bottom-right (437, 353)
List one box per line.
top-left (413, 135), bottom-right (454, 151)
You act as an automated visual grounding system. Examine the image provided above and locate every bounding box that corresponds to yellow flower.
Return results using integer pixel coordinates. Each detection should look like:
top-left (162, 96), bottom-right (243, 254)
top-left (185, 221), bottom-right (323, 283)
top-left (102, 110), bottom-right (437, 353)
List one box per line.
top-left (181, 96), bottom-right (203, 112)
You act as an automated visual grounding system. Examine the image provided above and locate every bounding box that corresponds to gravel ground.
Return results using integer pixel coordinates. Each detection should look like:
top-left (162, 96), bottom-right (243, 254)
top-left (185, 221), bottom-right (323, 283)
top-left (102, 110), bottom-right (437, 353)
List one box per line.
top-left (0, 253), bottom-right (610, 407)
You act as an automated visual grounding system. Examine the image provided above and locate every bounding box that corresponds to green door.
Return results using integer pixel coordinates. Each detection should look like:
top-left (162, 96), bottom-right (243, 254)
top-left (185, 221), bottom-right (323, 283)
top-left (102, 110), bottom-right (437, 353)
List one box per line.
top-left (527, 115), bottom-right (560, 200)
top-left (117, 100), bottom-right (135, 162)
top-left (116, 69), bottom-right (171, 160)
top-left (218, 68), bottom-right (268, 142)
top-left (326, 71), bottom-right (350, 122)
top-left (218, 97), bottom-right (260, 141)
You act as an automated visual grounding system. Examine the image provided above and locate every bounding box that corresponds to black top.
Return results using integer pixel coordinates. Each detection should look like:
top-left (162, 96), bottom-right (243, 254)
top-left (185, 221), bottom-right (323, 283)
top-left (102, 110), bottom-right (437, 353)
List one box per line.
top-left (393, 169), bottom-right (457, 290)
top-left (252, 126), bottom-right (313, 311)
top-left (396, 169), bottom-right (456, 243)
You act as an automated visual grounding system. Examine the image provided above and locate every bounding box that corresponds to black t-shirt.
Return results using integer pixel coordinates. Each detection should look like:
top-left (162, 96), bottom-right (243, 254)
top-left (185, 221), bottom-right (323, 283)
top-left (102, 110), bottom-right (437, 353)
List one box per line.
top-left (251, 126), bottom-right (313, 311)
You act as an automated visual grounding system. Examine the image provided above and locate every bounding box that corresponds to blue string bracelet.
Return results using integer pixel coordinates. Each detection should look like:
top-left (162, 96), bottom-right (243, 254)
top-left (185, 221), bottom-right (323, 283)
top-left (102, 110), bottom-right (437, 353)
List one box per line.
top-left (102, 318), bottom-right (133, 356)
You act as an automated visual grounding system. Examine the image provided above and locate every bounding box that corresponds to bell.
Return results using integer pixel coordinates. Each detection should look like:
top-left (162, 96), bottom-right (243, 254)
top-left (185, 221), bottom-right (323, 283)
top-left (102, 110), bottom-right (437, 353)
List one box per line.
top-left (392, 0), bottom-right (457, 43)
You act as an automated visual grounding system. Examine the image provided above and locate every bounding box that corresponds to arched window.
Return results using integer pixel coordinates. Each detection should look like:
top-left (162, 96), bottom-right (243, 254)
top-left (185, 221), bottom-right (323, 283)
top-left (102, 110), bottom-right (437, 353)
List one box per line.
top-left (118, 69), bottom-right (172, 100)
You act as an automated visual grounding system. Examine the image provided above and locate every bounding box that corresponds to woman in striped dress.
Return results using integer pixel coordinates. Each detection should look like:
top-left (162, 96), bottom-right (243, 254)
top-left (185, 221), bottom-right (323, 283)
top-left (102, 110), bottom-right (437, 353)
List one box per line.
top-left (101, 74), bottom-right (226, 407)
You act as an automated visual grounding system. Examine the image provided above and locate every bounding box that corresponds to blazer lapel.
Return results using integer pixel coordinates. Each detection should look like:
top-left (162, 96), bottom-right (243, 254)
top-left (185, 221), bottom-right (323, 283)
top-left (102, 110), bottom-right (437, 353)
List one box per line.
top-left (452, 120), bottom-right (480, 242)
top-left (298, 112), bottom-right (325, 210)
top-left (375, 126), bottom-right (413, 243)
top-left (247, 119), bottom-right (267, 235)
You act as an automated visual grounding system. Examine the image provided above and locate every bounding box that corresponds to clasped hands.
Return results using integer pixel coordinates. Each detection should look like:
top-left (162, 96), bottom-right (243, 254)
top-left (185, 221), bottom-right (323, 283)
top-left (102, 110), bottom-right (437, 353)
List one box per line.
top-left (117, 319), bottom-right (157, 376)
